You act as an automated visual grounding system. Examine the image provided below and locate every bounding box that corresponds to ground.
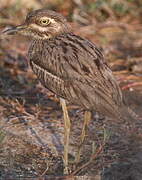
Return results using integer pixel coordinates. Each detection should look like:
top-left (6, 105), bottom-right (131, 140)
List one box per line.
top-left (0, 1), bottom-right (142, 179)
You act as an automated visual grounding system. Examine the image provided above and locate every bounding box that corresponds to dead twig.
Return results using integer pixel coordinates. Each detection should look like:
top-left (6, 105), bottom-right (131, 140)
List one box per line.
top-left (70, 144), bottom-right (104, 176)
top-left (122, 82), bottom-right (142, 90)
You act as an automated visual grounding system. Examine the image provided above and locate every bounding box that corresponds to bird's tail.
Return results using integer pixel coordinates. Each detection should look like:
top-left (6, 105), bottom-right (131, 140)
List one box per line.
top-left (119, 105), bottom-right (141, 123)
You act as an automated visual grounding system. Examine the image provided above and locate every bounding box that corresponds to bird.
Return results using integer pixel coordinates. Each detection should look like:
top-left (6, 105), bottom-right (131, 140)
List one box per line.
top-left (2, 8), bottom-right (137, 174)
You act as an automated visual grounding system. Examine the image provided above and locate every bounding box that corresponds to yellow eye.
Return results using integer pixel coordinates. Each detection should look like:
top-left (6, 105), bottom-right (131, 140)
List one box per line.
top-left (39, 18), bottom-right (50, 26)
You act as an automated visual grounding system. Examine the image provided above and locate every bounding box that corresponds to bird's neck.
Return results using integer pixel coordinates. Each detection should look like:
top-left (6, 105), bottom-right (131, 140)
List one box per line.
top-left (32, 32), bottom-right (73, 43)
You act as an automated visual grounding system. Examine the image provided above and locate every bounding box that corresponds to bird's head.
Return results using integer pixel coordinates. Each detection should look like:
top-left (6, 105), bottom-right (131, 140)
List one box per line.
top-left (2, 9), bottom-right (71, 40)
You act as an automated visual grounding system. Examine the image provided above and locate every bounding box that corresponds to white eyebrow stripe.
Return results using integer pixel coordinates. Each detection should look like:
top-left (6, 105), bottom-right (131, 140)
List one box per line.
top-left (29, 17), bottom-right (57, 32)
top-left (39, 17), bottom-right (56, 24)
top-left (29, 20), bottom-right (61, 34)
top-left (30, 24), bottom-right (48, 32)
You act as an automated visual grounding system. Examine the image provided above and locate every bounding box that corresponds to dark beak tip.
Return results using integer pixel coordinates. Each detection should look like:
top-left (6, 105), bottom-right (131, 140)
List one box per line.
top-left (1, 26), bottom-right (17, 35)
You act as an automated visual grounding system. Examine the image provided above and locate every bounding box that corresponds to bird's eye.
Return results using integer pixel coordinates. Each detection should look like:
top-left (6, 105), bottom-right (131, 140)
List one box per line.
top-left (39, 18), bottom-right (50, 26)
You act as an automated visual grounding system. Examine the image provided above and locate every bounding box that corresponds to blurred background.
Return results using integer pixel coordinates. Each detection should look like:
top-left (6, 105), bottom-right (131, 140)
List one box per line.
top-left (1, 0), bottom-right (142, 73)
top-left (0, 0), bottom-right (142, 179)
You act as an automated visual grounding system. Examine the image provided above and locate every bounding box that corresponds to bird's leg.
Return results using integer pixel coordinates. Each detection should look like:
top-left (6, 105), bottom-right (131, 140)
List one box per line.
top-left (75, 110), bottom-right (92, 164)
top-left (60, 98), bottom-right (71, 174)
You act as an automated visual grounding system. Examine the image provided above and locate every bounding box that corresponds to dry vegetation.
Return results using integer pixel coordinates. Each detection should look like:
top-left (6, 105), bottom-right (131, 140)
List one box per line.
top-left (0, 0), bottom-right (142, 179)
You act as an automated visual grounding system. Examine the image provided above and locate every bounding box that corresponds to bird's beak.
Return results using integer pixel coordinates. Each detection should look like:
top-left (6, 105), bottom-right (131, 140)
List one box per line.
top-left (1, 24), bottom-right (27, 35)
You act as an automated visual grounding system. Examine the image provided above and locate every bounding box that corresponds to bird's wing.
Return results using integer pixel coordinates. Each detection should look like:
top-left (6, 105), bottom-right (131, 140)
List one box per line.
top-left (55, 34), bottom-right (123, 117)
top-left (29, 35), bottom-right (123, 117)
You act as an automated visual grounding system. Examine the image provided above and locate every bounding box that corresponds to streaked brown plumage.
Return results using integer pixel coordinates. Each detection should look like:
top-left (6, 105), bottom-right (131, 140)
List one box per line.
top-left (14, 8), bottom-right (124, 120)
top-left (29, 35), bottom-right (123, 119)
top-left (2, 9), bottom-right (137, 120)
